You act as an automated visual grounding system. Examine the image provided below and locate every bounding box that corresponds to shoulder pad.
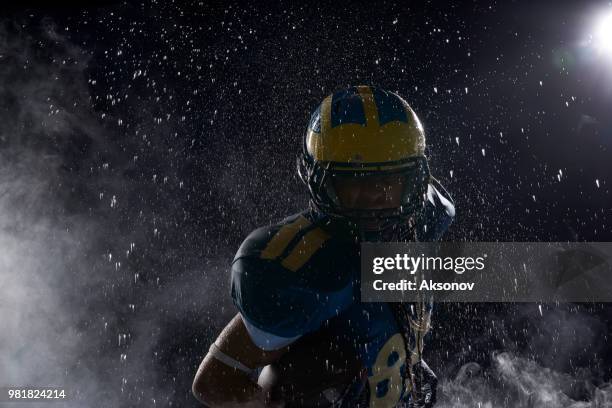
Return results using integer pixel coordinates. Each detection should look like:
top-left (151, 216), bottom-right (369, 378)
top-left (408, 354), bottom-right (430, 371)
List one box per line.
top-left (231, 212), bottom-right (356, 338)
top-left (417, 178), bottom-right (455, 241)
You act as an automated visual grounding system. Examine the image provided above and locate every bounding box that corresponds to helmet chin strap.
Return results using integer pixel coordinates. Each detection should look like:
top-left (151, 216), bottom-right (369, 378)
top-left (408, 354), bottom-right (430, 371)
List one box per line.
top-left (357, 216), bottom-right (417, 242)
top-left (309, 201), bottom-right (420, 242)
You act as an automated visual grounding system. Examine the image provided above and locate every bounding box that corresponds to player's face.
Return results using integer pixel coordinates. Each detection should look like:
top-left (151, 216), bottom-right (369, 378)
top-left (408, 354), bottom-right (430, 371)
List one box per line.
top-left (332, 173), bottom-right (405, 210)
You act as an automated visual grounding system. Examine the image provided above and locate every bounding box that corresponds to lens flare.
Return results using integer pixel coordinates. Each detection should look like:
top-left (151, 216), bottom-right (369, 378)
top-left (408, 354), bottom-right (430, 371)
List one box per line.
top-left (594, 12), bottom-right (612, 57)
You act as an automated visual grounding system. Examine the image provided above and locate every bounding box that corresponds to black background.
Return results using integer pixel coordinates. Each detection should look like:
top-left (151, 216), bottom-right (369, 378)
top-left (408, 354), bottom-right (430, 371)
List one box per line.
top-left (1, 1), bottom-right (611, 406)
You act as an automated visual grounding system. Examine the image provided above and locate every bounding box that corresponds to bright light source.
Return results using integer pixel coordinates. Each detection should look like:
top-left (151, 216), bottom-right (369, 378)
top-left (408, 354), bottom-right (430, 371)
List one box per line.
top-left (594, 12), bottom-right (612, 56)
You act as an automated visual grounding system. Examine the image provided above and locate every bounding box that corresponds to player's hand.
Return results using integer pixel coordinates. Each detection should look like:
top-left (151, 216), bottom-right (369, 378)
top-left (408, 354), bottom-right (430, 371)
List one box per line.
top-left (409, 360), bottom-right (437, 408)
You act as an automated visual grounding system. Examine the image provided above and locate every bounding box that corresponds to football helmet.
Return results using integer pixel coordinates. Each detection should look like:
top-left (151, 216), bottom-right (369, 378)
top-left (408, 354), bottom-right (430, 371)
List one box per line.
top-left (298, 85), bottom-right (430, 238)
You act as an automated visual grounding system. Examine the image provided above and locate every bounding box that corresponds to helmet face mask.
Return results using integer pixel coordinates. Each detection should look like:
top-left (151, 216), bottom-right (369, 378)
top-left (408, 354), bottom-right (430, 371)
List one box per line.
top-left (299, 154), bottom-right (430, 224)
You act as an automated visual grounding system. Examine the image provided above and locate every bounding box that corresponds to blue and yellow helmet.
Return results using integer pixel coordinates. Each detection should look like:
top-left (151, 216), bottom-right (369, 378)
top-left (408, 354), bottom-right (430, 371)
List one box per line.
top-left (298, 85), bottom-right (430, 222)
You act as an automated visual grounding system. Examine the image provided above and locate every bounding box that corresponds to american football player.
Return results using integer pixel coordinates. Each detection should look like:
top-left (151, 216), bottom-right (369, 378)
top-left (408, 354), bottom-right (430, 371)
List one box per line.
top-left (193, 85), bottom-right (455, 407)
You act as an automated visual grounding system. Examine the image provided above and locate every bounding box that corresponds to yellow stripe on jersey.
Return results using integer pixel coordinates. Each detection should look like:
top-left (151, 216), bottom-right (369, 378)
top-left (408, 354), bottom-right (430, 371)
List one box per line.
top-left (281, 227), bottom-right (330, 272)
top-left (260, 215), bottom-right (311, 260)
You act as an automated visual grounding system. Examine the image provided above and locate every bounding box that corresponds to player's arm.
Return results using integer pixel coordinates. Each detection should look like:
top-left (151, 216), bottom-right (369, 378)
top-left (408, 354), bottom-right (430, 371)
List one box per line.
top-left (192, 314), bottom-right (289, 407)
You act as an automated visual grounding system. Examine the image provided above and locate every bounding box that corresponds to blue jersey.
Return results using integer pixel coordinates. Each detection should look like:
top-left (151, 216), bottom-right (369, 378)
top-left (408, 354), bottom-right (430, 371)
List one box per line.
top-left (231, 180), bottom-right (454, 407)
